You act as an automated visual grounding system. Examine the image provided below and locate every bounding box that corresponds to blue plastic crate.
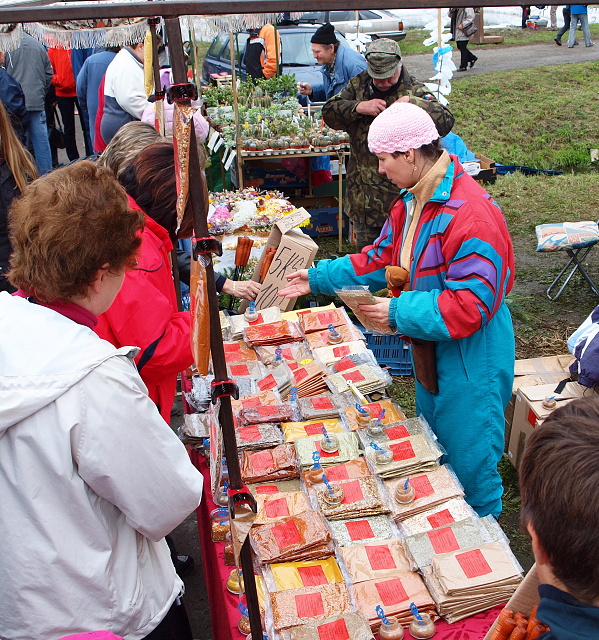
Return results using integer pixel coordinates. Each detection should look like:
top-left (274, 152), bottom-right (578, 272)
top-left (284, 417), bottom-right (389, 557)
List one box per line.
top-left (362, 330), bottom-right (413, 376)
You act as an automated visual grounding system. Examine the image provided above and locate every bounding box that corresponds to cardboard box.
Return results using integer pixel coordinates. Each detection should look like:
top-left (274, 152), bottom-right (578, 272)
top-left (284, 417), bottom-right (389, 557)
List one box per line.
top-left (289, 196), bottom-right (347, 238)
top-left (504, 355), bottom-right (574, 450)
top-left (507, 381), bottom-right (585, 469)
top-left (483, 565), bottom-right (540, 640)
top-left (239, 208), bottom-right (318, 313)
top-left (475, 153), bottom-right (497, 185)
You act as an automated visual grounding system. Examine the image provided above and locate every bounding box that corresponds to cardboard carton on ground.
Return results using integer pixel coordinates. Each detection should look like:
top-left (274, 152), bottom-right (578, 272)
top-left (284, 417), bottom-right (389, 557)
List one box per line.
top-left (239, 208), bottom-right (318, 313)
top-left (504, 355), bottom-right (574, 450)
top-left (483, 565), bottom-right (540, 640)
top-left (507, 381), bottom-right (586, 469)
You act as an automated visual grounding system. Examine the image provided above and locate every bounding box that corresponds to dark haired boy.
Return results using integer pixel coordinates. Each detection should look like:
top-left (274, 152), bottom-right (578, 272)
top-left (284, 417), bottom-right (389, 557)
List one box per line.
top-left (519, 396), bottom-right (599, 639)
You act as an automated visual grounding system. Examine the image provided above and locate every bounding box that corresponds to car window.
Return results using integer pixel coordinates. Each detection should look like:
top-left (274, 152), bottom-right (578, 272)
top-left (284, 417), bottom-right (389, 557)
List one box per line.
top-left (281, 31), bottom-right (316, 66)
top-left (358, 11), bottom-right (382, 20)
top-left (207, 33), bottom-right (229, 57)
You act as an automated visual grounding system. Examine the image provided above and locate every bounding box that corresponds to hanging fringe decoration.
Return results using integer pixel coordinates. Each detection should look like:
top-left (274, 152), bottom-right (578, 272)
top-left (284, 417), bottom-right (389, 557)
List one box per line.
top-left (183, 12), bottom-right (303, 41)
top-left (0, 22), bottom-right (23, 52)
top-left (17, 18), bottom-right (149, 50)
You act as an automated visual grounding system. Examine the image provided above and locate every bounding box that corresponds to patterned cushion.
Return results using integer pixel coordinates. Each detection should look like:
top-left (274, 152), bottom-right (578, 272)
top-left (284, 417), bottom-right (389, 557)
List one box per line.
top-left (535, 221), bottom-right (599, 252)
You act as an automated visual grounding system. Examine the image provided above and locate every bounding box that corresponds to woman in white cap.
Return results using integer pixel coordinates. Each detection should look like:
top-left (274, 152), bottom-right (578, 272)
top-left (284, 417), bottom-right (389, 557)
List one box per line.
top-left (279, 102), bottom-right (515, 519)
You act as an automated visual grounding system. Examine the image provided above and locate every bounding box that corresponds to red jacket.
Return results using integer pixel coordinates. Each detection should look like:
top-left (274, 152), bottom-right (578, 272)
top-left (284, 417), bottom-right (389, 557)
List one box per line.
top-left (48, 48), bottom-right (76, 98)
top-left (95, 197), bottom-right (193, 422)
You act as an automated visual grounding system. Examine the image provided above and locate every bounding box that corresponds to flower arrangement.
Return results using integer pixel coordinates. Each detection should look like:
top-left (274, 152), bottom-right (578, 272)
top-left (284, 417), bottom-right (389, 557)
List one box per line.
top-left (208, 188), bottom-right (301, 235)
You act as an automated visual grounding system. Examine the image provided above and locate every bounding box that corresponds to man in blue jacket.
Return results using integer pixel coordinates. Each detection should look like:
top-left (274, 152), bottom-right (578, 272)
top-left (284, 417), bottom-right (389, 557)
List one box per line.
top-left (298, 23), bottom-right (366, 102)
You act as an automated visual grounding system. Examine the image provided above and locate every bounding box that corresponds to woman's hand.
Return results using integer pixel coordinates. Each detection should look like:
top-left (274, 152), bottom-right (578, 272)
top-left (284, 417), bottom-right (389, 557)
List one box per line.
top-left (358, 298), bottom-right (392, 332)
top-left (278, 269), bottom-right (311, 298)
top-left (222, 278), bottom-right (261, 301)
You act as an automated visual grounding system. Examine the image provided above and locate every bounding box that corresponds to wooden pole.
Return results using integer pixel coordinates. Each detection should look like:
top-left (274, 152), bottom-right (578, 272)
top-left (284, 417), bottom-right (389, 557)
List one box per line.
top-left (164, 16), bottom-right (261, 640)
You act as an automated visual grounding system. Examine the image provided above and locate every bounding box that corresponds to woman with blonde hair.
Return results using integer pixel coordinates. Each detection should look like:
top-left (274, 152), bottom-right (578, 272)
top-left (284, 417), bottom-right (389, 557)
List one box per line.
top-left (0, 100), bottom-right (37, 292)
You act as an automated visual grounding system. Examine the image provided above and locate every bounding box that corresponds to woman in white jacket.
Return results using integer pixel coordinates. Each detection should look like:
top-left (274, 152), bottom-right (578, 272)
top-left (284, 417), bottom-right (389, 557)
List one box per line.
top-left (0, 161), bottom-right (203, 640)
top-left (450, 7), bottom-right (478, 71)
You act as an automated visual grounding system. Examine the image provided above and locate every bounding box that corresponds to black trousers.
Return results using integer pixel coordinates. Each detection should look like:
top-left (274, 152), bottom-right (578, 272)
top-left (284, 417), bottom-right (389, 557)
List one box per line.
top-left (56, 95), bottom-right (89, 161)
top-left (457, 40), bottom-right (476, 69)
top-left (142, 599), bottom-right (193, 640)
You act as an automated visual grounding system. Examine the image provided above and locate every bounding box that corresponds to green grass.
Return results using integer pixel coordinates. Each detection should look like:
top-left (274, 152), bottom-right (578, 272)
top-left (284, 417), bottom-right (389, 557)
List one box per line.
top-left (399, 24), bottom-right (599, 55)
top-left (450, 63), bottom-right (599, 170)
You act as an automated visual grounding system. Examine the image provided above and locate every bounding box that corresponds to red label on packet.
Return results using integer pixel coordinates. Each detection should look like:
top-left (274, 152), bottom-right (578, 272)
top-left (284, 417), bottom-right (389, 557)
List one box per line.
top-left (281, 348), bottom-right (293, 360)
top-left (242, 397), bottom-right (262, 408)
top-left (256, 485), bottom-right (279, 495)
top-left (335, 358), bottom-right (356, 372)
top-left (427, 509), bottom-right (455, 529)
top-left (326, 464), bottom-right (350, 481)
top-left (456, 549), bottom-right (493, 579)
top-left (257, 405), bottom-right (274, 416)
top-left (375, 578), bottom-right (409, 607)
top-left (258, 375), bottom-right (278, 391)
top-left (251, 450), bottom-right (274, 472)
top-left (315, 441), bottom-right (339, 458)
top-left (345, 519), bottom-right (374, 541)
top-left (264, 497), bottom-right (290, 519)
top-left (385, 425), bottom-right (410, 440)
top-left (295, 592), bottom-right (325, 618)
top-left (295, 368), bottom-right (310, 383)
top-left (272, 520), bottom-right (302, 549)
top-left (257, 324), bottom-right (276, 336)
top-left (410, 475), bottom-right (435, 499)
top-left (312, 397), bottom-right (334, 410)
top-left (341, 479), bottom-right (364, 504)
top-left (333, 345), bottom-right (351, 357)
top-left (297, 564), bottom-right (328, 587)
top-left (317, 311), bottom-right (338, 326)
top-left (230, 364), bottom-right (250, 376)
top-left (305, 422), bottom-right (325, 436)
top-left (288, 362), bottom-right (300, 372)
top-left (239, 426), bottom-right (261, 441)
top-left (365, 545), bottom-right (396, 571)
top-left (367, 403), bottom-right (383, 416)
top-left (317, 618), bottom-right (350, 640)
top-left (342, 370), bottom-right (365, 383)
top-left (427, 527), bottom-right (461, 554)
top-left (389, 440), bottom-right (416, 462)
top-left (224, 342), bottom-right (242, 354)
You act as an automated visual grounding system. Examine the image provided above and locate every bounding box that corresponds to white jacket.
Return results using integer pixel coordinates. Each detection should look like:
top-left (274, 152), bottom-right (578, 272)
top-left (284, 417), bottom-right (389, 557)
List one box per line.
top-left (0, 292), bottom-right (203, 640)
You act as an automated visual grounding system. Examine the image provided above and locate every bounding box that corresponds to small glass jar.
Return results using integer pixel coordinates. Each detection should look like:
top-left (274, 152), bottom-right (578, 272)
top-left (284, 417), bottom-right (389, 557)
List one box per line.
top-left (542, 396), bottom-right (557, 410)
top-left (320, 433), bottom-right (339, 453)
top-left (374, 446), bottom-right (393, 465)
top-left (322, 483), bottom-right (344, 506)
top-left (327, 330), bottom-right (343, 345)
top-left (215, 484), bottom-right (228, 506)
top-left (226, 569), bottom-right (244, 594)
top-left (394, 481), bottom-right (416, 505)
top-left (210, 507), bottom-right (230, 542)
top-left (409, 613), bottom-right (435, 639)
top-left (356, 409), bottom-right (371, 427)
top-left (306, 466), bottom-right (324, 484)
top-left (244, 306), bottom-right (259, 323)
top-left (379, 616), bottom-right (405, 640)
top-left (238, 614), bottom-right (251, 635)
top-left (366, 419), bottom-right (386, 438)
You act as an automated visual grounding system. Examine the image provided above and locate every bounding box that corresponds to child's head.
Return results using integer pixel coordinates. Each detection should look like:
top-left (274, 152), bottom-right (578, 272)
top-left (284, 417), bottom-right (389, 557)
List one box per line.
top-left (519, 395), bottom-right (599, 604)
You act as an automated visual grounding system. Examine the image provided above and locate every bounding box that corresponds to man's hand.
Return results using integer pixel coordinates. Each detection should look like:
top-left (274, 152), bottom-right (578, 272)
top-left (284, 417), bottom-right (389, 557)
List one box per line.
top-left (355, 99), bottom-right (387, 117)
top-left (358, 298), bottom-right (392, 333)
top-left (297, 81), bottom-right (313, 97)
top-left (278, 269), bottom-right (312, 298)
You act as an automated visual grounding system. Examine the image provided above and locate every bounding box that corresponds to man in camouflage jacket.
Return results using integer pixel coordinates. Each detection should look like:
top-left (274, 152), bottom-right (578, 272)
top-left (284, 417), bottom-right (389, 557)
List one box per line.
top-left (322, 39), bottom-right (455, 249)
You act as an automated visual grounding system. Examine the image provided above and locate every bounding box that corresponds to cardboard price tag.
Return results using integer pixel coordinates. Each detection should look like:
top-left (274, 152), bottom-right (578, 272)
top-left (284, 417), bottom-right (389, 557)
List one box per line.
top-left (264, 497), bottom-right (291, 519)
top-left (317, 619), bottom-right (349, 640)
top-left (385, 425), bottom-right (410, 440)
top-left (297, 564), bottom-right (328, 587)
top-left (230, 364), bottom-right (250, 376)
top-left (410, 474), bottom-right (435, 499)
top-left (312, 397), bottom-right (334, 410)
top-left (256, 485), bottom-right (280, 495)
top-left (345, 519), bottom-right (374, 542)
top-left (295, 592), bottom-right (325, 618)
top-left (456, 549), bottom-right (493, 579)
top-left (251, 450), bottom-right (274, 472)
top-left (374, 577), bottom-right (409, 607)
top-left (427, 509), bottom-right (455, 529)
top-left (428, 526), bottom-right (461, 554)
top-left (340, 480), bottom-right (364, 504)
top-left (239, 425), bottom-right (261, 442)
top-left (365, 544), bottom-right (396, 571)
top-left (272, 519), bottom-right (303, 549)
top-left (389, 440), bottom-right (416, 462)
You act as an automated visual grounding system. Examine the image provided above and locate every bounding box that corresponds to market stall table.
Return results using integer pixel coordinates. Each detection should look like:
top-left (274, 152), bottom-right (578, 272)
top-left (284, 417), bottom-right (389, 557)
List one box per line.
top-left (188, 449), bottom-right (504, 640)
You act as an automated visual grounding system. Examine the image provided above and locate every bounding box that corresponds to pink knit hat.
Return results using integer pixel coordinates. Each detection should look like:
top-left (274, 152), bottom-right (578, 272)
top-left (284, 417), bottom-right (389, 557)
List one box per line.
top-left (368, 102), bottom-right (439, 154)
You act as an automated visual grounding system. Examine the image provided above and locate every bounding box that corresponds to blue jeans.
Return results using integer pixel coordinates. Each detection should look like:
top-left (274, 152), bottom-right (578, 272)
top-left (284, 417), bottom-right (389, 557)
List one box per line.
top-left (568, 13), bottom-right (592, 47)
top-left (27, 110), bottom-right (52, 175)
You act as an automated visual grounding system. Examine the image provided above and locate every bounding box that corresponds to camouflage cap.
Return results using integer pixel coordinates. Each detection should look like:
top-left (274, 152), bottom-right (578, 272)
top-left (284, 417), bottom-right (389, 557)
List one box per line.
top-left (365, 38), bottom-right (402, 79)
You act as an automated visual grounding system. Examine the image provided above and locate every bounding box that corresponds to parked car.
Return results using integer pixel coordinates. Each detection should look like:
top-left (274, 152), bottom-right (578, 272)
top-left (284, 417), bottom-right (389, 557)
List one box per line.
top-left (300, 10), bottom-right (406, 41)
top-left (201, 24), bottom-right (354, 86)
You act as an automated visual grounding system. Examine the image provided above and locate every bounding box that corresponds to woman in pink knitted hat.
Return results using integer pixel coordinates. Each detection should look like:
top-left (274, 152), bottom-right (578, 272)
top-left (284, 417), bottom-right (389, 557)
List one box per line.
top-left (280, 102), bottom-right (515, 519)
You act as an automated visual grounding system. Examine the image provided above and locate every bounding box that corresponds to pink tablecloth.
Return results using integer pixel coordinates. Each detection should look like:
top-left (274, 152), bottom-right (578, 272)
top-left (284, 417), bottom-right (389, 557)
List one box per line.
top-left (189, 449), bottom-right (502, 640)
